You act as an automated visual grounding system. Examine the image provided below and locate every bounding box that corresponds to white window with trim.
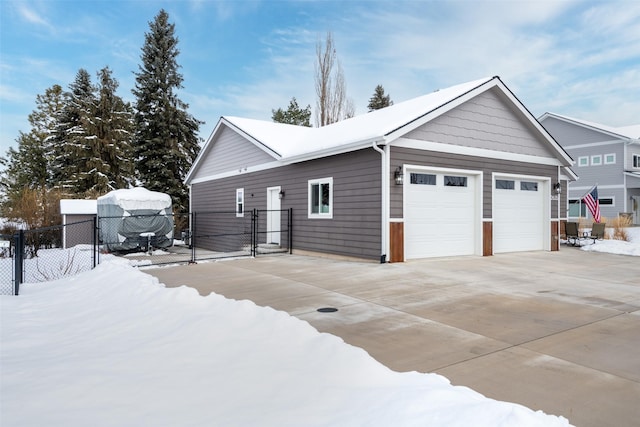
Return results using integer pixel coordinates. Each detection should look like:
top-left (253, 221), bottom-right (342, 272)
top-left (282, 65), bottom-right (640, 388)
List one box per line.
top-left (591, 155), bottom-right (602, 166)
top-left (604, 153), bottom-right (616, 165)
top-left (236, 188), bottom-right (244, 217)
top-left (578, 156), bottom-right (589, 167)
top-left (308, 177), bottom-right (333, 218)
top-left (633, 154), bottom-right (640, 169)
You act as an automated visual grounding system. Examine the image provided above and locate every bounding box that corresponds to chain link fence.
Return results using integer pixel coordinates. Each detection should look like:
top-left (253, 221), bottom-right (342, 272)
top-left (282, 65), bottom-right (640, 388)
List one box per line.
top-left (3, 209), bottom-right (293, 295)
top-left (0, 233), bottom-right (16, 295)
top-left (1, 220), bottom-right (98, 295)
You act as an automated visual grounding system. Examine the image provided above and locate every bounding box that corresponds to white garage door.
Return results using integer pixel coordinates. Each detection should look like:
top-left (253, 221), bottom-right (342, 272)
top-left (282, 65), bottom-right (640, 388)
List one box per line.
top-left (405, 171), bottom-right (477, 259)
top-left (493, 178), bottom-right (545, 253)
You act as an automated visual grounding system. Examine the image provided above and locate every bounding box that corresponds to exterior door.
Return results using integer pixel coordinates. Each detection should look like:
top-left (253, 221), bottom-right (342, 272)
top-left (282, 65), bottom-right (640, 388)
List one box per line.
top-left (632, 196), bottom-right (640, 225)
top-left (267, 187), bottom-right (281, 245)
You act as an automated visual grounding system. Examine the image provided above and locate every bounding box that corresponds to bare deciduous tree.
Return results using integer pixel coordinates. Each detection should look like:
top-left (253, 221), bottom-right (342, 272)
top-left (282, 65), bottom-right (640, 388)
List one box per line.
top-left (314, 32), bottom-right (354, 126)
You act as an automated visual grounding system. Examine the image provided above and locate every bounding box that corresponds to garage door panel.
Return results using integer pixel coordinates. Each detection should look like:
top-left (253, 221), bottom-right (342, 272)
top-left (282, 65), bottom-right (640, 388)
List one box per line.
top-left (493, 180), bottom-right (545, 253)
top-left (405, 172), bottom-right (477, 259)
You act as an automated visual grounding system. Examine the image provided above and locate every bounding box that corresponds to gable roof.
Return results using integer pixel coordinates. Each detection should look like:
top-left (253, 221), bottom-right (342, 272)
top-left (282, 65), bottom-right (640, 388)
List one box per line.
top-left (539, 112), bottom-right (640, 141)
top-left (187, 76), bottom-right (573, 183)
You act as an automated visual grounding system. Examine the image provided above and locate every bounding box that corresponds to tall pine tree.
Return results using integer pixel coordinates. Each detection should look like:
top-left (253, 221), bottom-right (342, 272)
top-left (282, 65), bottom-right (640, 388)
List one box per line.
top-left (367, 85), bottom-right (393, 111)
top-left (84, 66), bottom-right (135, 196)
top-left (132, 9), bottom-right (202, 212)
top-left (50, 68), bottom-right (96, 195)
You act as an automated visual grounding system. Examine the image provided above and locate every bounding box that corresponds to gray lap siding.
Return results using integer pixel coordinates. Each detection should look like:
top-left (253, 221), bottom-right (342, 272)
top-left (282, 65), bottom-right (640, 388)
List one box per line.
top-left (191, 149), bottom-right (382, 260)
top-left (390, 147), bottom-right (560, 219)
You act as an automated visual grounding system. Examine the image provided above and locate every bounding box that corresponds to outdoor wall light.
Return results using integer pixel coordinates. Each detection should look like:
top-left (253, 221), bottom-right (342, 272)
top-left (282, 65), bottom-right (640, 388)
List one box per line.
top-left (553, 182), bottom-right (561, 194)
top-left (279, 190), bottom-right (285, 199)
top-left (394, 166), bottom-right (404, 185)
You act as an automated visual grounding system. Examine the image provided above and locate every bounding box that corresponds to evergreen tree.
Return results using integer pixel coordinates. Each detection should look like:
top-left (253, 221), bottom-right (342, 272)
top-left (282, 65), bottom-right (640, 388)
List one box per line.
top-left (132, 9), bottom-right (202, 212)
top-left (1, 85), bottom-right (63, 203)
top-left (272, 97), bottom-right (312, 127)
top-left (367, 85), bottom-right (393, 111)
top-left (50, 68), bottom-right (96, 195)
top-left (83, 66), bottom-right (135, 196)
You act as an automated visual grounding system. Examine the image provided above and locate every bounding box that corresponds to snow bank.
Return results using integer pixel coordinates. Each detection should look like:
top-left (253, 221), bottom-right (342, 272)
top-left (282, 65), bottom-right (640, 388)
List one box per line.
top-left (581, 227), bottom-right (640, 256)
top-left (0, 260), bottom-right (570, 427)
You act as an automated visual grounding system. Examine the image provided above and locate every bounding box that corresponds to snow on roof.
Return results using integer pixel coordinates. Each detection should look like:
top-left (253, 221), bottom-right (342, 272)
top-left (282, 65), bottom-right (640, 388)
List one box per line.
top-left (59, 199), bottom-right (97, 215)
top-left (97, 188), bottom-right (172, 211)
top-left (224, 77), bottom-right (495, 160)
top-left (543, 113), bottom-right (640, 140)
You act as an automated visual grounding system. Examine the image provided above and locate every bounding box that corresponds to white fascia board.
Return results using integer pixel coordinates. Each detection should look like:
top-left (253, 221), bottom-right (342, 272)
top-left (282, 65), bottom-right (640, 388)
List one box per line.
top-left (494, 83), bottom-right (574, 166)
top-left (221, 118), bottom-right (283, 159)
top-left (189, 161), bottom-right (282, 185)
top-left (185, 118), bottom-right (281, 185)
top-left (561, 167), bottom-right (579, 182)
top-left (563, 140), bottom-right (623, 150)
top-left (539, 112), bottom-right (632, 141)
top-left (393, 137), bottom-right (566, 166)
top-left (185, 118), bottom-right (225, 184)
top-left (279, 137), bottom-right (385, 165)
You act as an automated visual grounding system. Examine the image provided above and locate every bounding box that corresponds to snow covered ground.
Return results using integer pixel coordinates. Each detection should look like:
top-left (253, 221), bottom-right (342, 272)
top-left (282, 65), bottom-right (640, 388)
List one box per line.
top-left (2, 228), bottom-right (638, 426)
top-left (578, 226), bottom-right (640, 256)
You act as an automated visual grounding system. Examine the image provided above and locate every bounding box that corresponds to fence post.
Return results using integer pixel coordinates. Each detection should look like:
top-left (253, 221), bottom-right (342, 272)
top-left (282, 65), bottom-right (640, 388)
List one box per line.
top-left (190, 212), bottom-right (196, 263)
top-left (251, 209), bottom-right (257, 257)
top-left (93, 216), bottom-right (97, 268)
top-left (13, 230), bottom-right (24, 295)
top-left (288, 207), bottom-right (293, 254)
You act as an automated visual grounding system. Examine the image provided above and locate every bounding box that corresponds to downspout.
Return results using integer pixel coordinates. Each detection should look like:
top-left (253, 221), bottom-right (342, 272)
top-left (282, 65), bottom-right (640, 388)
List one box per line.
top-left (372, 141), bottom-right (388, 263)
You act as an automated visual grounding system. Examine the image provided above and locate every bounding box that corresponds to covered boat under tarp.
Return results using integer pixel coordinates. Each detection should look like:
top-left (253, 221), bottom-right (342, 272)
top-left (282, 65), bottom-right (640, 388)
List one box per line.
top-left (97, 188), bottom-right (174, 252)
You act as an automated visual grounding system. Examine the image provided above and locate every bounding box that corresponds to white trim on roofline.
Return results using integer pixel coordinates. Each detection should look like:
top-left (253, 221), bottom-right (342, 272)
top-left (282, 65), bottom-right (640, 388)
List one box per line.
top-left (563, 140), bottom-right (624, 150)
top-left (569, 184), bottom-right (625, 191)
top-left (393, 138), bottom-right (566, 166)
top-left (189, 161), bottom-right (282, 185)
top-left (185, 118), bottom-right (282, 184)
top-left (538, 112), bottom-right (634, 141)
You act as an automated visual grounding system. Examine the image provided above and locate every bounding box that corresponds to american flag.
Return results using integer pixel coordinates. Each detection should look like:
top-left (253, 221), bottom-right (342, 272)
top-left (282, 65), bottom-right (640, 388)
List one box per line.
top-left (583, 186), bottom-right (601, 223)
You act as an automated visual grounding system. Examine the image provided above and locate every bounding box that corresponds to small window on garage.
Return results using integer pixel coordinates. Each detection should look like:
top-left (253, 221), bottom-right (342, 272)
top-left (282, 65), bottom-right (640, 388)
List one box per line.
top-left (410, 173), bottom-right (436, 185)
top-left (578, 156), bottom-right (589, 167)
top-left (604, 153), bottom-right (616, 165)
top-left (309, 177), bottom-right (333, 218)
top-left (236, 188), bottom-right (244, 217)
top-left (520, 181), bottom-right (538, 191)
top-left (591, 155), bottom-right (602, 166)
top-left (495, 179), bottom-right (515, 190)
top-left (444, 175), bottom-right (467, 187)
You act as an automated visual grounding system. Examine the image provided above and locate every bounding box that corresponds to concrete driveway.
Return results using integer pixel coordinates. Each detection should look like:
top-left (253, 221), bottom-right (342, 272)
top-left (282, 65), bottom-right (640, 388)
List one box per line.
top-left (148, 248), bottom-right (640, 427)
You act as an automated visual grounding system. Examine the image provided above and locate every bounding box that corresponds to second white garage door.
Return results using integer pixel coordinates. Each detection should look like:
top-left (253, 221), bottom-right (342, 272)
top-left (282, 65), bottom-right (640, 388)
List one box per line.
top-left (405, 170), bottom-right (478, 259)
top-left (493, 177), bottom-right (546, 253)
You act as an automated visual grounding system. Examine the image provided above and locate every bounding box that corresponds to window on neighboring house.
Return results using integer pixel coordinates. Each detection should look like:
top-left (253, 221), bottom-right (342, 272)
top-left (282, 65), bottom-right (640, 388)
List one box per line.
top-left (308, 177), bottom-right (333, 218)
top-left (520, 181), bottom-right (538, 191)
top-left (568, 199), bottom-right (586, 217)
top-left (604, 153), bottom-right (616, 165)
top-left (444, 175), bottom-right (467, 187)
top-left (633, 154), bottom-right (640, 169)
top-left (599, 198), bottom-right (614, 206)
top-left (495, 179), bottom-right (515, 190)
top-left (578, 156), bottom-right (589, 167)
top-left (236, 188), bottom-right (244, 217)
top-left (591, 155), bottom-right (602, 166)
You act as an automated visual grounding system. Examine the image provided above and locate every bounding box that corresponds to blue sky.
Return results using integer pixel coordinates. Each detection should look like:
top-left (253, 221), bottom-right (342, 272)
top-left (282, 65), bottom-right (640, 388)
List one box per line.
top-left (1, 0), bottom-right (639, 156)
